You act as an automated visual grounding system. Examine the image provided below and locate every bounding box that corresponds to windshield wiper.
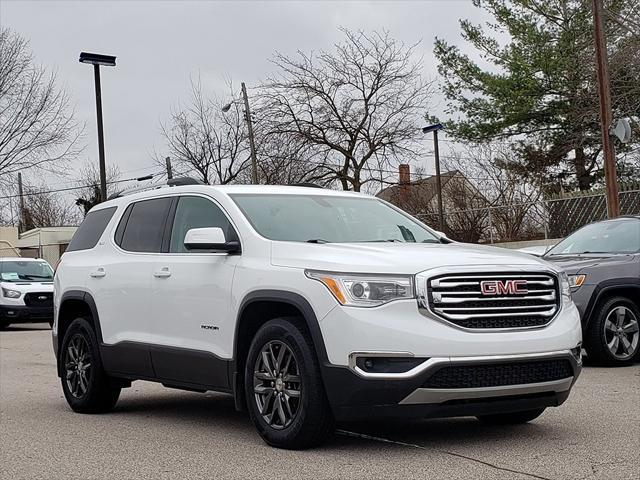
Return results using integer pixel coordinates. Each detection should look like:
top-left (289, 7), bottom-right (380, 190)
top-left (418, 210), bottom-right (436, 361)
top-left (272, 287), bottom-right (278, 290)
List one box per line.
top-left (306, 239), bottom-right (330, 244)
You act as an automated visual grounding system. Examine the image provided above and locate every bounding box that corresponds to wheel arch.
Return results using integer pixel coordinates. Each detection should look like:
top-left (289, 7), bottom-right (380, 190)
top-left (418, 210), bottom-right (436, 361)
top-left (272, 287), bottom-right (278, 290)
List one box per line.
top-left (231, 290), bottom-right (329, 411)
top-left (583, 280), bottom-right (640, 329)
top-left (57, 291), bottom-right (103, 374)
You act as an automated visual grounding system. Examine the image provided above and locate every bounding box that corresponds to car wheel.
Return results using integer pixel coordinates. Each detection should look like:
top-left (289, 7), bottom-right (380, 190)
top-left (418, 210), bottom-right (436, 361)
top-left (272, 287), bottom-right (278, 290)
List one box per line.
top-left (477, 408), bottom-right (545, 425)
top-left (586, 296), bottom-right (640, 367)
top-left (60, 317), bottom-right (121, 413)
top-left (244, 317), bottom-right (334, 449)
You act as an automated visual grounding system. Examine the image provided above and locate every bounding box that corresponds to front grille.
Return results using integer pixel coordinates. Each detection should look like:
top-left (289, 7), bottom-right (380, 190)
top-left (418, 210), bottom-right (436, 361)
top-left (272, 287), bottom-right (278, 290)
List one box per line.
top-left (423, 360), bottom-right (573, 389)
top-left (427, 272), bottom-right (560, 330)
top-left (24, 292), bottom-right (53, 307)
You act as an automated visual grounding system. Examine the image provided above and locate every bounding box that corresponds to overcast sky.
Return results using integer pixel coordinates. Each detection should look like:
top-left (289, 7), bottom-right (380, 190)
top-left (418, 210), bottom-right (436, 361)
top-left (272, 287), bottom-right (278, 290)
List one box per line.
top-left (1, 0), bottom-right (487, 191)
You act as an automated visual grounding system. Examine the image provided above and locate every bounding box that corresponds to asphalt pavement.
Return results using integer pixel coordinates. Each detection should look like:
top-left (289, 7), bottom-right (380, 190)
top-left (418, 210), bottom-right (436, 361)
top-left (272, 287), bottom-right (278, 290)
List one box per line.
top-left (1, 324), bottom-right (638, 480)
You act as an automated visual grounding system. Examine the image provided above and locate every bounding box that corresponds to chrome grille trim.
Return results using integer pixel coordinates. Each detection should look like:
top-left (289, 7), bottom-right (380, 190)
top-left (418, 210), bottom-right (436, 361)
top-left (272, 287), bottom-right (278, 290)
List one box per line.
top-left (416, 267), bottom-right (561, 331)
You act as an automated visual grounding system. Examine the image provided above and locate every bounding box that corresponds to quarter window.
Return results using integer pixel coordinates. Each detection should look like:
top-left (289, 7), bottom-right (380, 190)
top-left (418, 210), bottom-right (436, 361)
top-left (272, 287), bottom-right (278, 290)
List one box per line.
top-left (67, 207), bottom-right (117, 252)
top-left (169, 196), bottom-right (237, 253)
top-left (118, 198), bottom-right (172, 253)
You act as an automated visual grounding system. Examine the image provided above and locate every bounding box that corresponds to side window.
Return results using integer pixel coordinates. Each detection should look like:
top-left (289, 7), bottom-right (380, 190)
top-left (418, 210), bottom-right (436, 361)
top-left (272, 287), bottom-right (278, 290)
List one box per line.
top-left (169, 196), bottom-right (237, 253)
top-left (67, 207), bottom-right (117, 252)
top-left (118, 198), bottom-right (172, 253)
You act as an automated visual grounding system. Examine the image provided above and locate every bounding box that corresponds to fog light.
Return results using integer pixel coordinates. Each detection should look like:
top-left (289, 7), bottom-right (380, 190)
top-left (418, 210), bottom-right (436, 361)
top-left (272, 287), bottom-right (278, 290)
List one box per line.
top-left (571, 345), bottom-right (582, 364)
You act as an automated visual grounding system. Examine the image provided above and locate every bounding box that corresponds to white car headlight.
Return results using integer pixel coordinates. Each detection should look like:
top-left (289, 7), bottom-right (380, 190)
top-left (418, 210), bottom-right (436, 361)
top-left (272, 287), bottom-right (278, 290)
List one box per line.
top-left (306, 270), bottom-right (414, 307)
top-left (2, 287), bottom-right (21, 299)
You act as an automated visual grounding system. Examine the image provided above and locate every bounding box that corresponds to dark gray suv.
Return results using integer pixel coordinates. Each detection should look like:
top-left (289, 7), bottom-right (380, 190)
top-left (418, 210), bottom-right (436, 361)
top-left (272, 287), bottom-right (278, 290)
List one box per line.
top-left (544, 216), bottom-right (640, 366)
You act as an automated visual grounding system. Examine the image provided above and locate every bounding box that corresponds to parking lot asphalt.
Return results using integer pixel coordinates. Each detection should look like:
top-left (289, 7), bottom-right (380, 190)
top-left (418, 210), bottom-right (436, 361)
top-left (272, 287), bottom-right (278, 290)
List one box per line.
top-left (1, 324), bottom-right (638, 480)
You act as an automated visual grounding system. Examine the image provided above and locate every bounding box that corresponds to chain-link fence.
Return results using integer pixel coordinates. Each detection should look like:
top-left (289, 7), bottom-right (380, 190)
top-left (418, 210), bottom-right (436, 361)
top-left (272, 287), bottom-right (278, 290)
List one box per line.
top-left (417, 188), bottom-right (640, 244)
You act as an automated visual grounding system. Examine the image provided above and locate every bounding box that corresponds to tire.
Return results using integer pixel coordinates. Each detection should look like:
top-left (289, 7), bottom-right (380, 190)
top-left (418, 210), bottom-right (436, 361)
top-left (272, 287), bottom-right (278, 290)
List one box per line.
top-left (0, 320), bottom-right (10, 330)
top-left (244, 317), bottom-right (334, 449)
top-left (585, 296), bottom-right (640, 367)
top-left (477, 408), bottom-right (545, 425)
top-left (60, 317), bottom-right (121, 413)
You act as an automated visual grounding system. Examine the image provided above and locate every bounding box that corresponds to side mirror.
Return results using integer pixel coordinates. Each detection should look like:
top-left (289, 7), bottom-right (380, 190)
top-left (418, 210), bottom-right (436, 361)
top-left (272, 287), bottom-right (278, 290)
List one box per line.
top-left (184, 227), bottom-right (240, 253)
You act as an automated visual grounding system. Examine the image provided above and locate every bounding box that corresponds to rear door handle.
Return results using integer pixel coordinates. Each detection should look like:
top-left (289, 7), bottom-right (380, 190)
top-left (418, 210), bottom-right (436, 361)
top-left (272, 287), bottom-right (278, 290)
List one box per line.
top-left (89, 267), bottom-right (106, 278)
top-left (153, 267), bottom-right (171, 278)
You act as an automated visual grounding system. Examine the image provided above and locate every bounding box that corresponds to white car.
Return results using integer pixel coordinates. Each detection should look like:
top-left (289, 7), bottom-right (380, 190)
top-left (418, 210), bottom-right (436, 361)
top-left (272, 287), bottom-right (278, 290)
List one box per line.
top-left (0, 257), bottom-right (54, 329)
top-left (53, 181), bottom-right (583, 449)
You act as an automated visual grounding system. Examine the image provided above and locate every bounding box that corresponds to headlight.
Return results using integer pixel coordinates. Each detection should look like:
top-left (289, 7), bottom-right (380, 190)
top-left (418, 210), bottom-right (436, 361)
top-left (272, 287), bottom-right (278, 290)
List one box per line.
top-left (567, 274), bottom-right (586, 290)
top-left (560, 272), bottom-right (572, 298)
top-left (306, 270), bottom-right (414, 307)
top-left (2, 288), bottom-right (21, 299)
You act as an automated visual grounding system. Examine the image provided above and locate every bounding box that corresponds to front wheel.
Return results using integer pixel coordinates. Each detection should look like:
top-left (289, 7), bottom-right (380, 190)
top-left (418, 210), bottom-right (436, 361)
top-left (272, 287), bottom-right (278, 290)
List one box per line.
top-left (585, 296), bottom-right (640, 367)
top-left (477, 408), bottom-right (545, 425)
top-left (244, 317), bottom-right (334, 449)
top-left (60, 317), bottom-right (120, 413)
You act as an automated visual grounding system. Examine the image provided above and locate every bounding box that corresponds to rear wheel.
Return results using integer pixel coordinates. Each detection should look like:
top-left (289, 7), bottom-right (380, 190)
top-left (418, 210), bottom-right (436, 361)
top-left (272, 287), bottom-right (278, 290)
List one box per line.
top-left (60, 317), bottom-right (120, 413)
top-left (477, 408), bottom-right (545, 425)
top-left (585, 296), bottom-right (640, 366)
top-left (244, 317), bottom-right (334, 449)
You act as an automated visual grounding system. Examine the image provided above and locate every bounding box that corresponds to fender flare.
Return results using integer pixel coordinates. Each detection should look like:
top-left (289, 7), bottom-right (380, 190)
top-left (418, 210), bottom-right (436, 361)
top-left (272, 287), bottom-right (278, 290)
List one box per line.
top-left (233, 289), bottom-right (329, 364)
top-left (582, 279), bottom-right (640, 328)
top-left (57, 290), bottom-right (104, 350)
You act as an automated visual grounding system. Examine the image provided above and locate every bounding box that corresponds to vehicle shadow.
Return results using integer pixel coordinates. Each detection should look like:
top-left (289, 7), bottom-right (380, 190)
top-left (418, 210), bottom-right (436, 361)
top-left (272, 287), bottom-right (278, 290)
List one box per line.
top-left (110, 388), bottom-right (559, 451)
top-left (2, 324), bottom-right (51, 332)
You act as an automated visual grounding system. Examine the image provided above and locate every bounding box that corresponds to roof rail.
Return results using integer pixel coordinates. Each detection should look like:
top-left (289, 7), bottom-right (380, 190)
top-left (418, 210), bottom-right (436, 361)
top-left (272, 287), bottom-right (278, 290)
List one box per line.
top-left (167, 177), bottom-right (204, 186)
top-left (290, 182), bottom-right (324, 188)
top-left (107, 177), bottom-right (204, 200)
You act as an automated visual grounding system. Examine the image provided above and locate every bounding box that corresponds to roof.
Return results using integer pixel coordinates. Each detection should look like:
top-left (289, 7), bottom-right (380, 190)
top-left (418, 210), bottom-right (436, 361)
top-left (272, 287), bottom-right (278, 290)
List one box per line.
top-left (97, 184), bottom-right (372, 210)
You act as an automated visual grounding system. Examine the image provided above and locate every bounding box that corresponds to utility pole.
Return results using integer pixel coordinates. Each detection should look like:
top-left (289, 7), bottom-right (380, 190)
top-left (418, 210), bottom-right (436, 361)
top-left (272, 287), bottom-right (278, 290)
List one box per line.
top-left (241, 82), bottom-right (259, 185)
top-left (17, 172), bottom-right (24, 234)
top-left (165, 157), bottom-right (173, 180)
top-left (592, 0), bottom-right (620, 218)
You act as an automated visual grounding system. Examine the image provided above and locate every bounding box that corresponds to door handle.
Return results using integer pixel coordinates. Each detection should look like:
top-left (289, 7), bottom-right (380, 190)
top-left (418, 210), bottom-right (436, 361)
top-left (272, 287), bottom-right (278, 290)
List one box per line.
top-left (153, 267), bottom-right (171, 278)
top-left (90, 267), bottom-right (106, 278)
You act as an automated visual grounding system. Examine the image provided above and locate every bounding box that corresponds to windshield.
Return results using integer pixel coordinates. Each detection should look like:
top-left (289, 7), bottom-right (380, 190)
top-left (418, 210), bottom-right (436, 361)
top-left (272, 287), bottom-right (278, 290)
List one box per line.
top-left (546, 218), bottom-right (640, 256)
top-left (230, 194), bottom-right (441, 243)
top-left (0, 260), bottom-right (54, 282)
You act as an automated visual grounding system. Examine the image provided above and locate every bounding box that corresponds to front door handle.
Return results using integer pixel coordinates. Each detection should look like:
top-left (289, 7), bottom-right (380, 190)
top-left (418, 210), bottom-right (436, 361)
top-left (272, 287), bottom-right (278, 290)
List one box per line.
top-left (153, 267), bottom-right (171, 278)
top-left (89, 267), bottom-right (106, 278)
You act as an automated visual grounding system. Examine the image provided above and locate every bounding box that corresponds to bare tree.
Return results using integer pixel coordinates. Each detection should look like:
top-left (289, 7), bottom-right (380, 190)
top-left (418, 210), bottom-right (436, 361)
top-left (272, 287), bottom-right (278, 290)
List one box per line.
top-left (260, 28), bottom-right (433, 191)
top-left (20, 182), bottom-right (79, 229)
top-left (444, 145), bottom-right (544, 242)
top-left (75, 160), bottom-right (121, 215)
top-left (159, 78), bottom-right (250, 185)
top-left (0, 28), bottom-right (82, 185)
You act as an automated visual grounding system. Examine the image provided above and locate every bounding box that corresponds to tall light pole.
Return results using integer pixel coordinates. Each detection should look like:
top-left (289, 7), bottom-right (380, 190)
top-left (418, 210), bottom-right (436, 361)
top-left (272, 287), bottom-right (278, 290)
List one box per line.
top-left (422, 123), bottom-right (445, 231)
top-left (223, 82), bottom-right (258, 184)
top-left (79, 52), bottom-right (116, 203)
top-left (591, 0), bottom-right (620, 218)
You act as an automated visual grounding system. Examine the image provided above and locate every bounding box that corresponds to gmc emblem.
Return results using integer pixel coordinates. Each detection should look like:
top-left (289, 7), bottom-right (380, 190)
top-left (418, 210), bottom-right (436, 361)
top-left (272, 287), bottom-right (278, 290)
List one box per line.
top-left (480, 280), bottom-right (528, 296)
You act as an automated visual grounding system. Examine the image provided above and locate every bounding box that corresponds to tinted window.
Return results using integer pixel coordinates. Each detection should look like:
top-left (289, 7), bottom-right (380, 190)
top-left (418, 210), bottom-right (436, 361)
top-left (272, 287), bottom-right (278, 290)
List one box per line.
top-left (67, 207), bottom-right (117, 252)
top-left (119, 198), bottom-right (172, 253)
top-left (169, 196), bottom-right (237, 253)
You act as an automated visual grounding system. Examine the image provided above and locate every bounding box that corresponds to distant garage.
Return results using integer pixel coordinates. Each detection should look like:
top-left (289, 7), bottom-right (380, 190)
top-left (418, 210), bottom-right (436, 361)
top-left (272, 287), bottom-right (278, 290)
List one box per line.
top-left (15, 227), bottom-right (77, 266)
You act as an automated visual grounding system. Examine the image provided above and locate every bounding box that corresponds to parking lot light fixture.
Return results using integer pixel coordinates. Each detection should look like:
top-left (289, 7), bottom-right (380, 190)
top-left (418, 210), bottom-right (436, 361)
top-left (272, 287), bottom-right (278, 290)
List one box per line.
top-left (79, 51), bottom-right (116, 203)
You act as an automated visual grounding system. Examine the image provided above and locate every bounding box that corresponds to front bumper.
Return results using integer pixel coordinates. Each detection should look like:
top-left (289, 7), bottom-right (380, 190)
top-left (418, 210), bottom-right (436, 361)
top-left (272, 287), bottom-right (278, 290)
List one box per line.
top-left (0, 304), bottom-right (53, 323)
top-left (322, 349), bottom-right (582, 421)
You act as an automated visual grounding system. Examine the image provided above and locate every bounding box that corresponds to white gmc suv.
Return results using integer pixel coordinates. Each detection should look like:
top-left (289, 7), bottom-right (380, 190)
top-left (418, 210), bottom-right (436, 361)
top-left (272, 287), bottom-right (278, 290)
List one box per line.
top-left (53, 181), bottom-right (582, 449)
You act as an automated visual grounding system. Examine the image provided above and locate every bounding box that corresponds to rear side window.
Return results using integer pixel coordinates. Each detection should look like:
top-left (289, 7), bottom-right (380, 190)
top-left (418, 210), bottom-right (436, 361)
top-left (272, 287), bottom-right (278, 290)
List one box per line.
top-left (117, 198), bottom-right (172, 253)
top-left (67, 207), bottom-right (117, 252)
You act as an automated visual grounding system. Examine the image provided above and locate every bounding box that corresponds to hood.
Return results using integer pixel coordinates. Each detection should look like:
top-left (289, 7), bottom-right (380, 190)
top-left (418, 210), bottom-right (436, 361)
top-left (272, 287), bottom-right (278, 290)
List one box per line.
top-left (544, 253), bottom-right (635, 274)
top-left (271, 241), bottom-right (556, 274)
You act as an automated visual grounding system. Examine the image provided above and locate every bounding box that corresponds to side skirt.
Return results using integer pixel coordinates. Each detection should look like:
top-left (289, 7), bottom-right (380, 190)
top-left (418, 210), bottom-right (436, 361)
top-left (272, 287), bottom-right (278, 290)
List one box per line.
top-left (100, 341), bottom-right (232, 393)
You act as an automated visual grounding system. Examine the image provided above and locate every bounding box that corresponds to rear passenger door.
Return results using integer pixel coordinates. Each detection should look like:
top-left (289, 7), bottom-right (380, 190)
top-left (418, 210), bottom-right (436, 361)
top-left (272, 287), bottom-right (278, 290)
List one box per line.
top-left (90, 197), bottom-right (172, 354)
top-left (149, 195), bottom-right (240, 388)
